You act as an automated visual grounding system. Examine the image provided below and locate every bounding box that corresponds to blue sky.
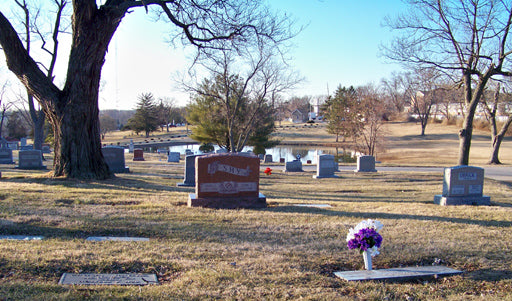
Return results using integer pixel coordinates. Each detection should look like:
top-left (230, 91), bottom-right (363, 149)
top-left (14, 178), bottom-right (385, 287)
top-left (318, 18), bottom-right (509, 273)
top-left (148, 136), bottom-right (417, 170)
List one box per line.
top-left (100, 0), bottom-right (408, 110)
top-left (1, 1), bottom-right (409, 110)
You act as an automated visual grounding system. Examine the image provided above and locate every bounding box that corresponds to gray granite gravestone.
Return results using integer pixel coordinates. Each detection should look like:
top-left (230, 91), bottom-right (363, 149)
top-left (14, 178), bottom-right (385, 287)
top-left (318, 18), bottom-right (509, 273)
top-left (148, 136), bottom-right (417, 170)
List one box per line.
top-left (355, 155), bottom-right (377, 172)
top-left (434, 165), bottom-right (490, 205)
top-left (20, 137), bottom-right (27, 147)
top-left (284, 159), bottom-right (303, 172)
top-left (264, 154), bottom-right (273, 163)
top-left (313, 154), bottom-right (338, 178)
top-left (17, 150), bottom-right (46, 169)
top-left (167, 152), bottom-right (180, 163)
top-left (102, 146), bottom-right (129, 173)
top-left (59, 273), bottom-right (158, 285)
top-left (0, 147), bottom-right (14, 164)
top-left (42, 145), bottom-right (51, 153)
top-left (177, 154), bottom-right (200, 187)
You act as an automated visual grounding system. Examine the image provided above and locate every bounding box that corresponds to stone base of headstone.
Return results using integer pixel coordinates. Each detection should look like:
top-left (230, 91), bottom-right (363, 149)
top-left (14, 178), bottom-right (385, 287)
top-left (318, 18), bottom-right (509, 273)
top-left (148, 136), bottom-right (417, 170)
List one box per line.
top-left (177, 182), bottom-right (194, 187)
top-left (293, 204), bottom-right (332, 208)
top-left (188, 193), bottom-right (267, 209)
top-left (434, 195), bottom-right (491, 206)
top-left (313, 174), bottom-right (339, 179)
top-left (109, 166), bottom-right (130, 173)
top-left (334, 266), bottom-right (462, 282)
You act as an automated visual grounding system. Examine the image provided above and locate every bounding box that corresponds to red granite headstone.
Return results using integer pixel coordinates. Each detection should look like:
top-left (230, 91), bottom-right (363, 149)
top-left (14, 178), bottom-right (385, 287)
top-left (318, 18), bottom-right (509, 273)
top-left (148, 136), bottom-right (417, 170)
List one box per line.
top-left (188, 153), bottom-right (266, 209)
top-left (133, 149), bottom-right (144, 161)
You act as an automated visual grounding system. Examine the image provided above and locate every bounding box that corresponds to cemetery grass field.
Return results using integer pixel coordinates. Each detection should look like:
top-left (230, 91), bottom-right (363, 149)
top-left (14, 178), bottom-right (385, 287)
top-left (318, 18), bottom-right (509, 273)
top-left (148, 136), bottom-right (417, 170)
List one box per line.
top-left (0, 122), bottom-right (511, 300)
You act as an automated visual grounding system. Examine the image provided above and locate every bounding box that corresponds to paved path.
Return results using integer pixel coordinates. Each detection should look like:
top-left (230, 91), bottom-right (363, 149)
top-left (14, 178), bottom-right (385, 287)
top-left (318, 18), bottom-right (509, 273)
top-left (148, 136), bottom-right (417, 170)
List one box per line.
top-left (265, 164), bottom-right (512, 182)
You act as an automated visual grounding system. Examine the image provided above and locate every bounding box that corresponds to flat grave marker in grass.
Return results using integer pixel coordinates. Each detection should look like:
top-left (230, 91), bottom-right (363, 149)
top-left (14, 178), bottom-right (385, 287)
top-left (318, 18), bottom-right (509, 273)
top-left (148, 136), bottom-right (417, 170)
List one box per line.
top-left (59, 273), bottom-right (158, 285)
top-left (0, 235), bottom-right (44, 240)
top-left (86, 236), bottom-right (149, 242)
top-left (334, 266), bottom-right (462, 282)
top-left (293, 204), bottom-right (332, 208)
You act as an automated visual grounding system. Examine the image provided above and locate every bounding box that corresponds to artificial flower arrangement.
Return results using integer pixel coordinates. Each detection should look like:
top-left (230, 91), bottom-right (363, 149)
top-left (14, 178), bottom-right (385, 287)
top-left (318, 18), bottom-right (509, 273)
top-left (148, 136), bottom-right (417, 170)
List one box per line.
top-left (346, 219), bottom-right (383, 270)
top-left (264, 167), bottom-right (272, 176)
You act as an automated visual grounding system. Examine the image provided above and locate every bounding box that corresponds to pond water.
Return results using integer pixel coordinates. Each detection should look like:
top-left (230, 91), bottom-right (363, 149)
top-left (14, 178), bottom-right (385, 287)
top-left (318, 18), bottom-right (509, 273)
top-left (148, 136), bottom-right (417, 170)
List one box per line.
top-left (161, 144), bottom-right (352, 164)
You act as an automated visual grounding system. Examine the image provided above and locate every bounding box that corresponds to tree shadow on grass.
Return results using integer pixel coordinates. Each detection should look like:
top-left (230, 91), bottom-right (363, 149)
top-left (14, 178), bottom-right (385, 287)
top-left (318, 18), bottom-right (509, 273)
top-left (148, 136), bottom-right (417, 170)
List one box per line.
top-left (265, 206), bottom-right (512, 228)
top-left (2, 175), bottom-right (193, 194)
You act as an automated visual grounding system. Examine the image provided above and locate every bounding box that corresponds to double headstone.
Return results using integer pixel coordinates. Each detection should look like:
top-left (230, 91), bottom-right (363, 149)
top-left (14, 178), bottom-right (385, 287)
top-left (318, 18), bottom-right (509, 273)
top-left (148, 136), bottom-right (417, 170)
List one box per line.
top-left (167, 152), bottom-right (180, 163)
top-left (102, 146), bottom-right (129, 173)
top-left (313, 154), bottom-right (338, 178)
top-left (434, 165), bottom-right (490, 205)
top-left (188, 153), bottom-right (266, 209)
top-left (355, 155), bottom-right (377, 172)
top-left (17, 150), bottom-right (46, 169)
top-left (284, 159), bottom-right (303, 172)
top-left (177, 154), bottom-right (200, 187)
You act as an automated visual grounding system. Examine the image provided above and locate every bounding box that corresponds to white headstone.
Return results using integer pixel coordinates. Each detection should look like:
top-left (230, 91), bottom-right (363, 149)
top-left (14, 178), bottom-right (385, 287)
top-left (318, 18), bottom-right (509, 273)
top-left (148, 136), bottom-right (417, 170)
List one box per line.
top-left (128, 139), bottom-right (134, 153)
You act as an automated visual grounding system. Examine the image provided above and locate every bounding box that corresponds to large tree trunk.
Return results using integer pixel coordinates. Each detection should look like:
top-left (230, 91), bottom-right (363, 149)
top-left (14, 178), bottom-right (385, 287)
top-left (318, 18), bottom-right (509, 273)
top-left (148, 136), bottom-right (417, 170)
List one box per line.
top-left (488, 116), bottom-right (512, 164)
top-left (0, 5), bottom-right (126, 179)
top-left (458, 71), bottom-right (491, 166)
top-left (48, 4), bottom-right (124, 179)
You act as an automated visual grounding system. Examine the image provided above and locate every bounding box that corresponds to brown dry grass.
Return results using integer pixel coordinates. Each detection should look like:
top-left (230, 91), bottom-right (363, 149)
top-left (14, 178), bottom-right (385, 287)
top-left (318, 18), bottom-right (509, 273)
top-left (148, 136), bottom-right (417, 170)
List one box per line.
top-left (0, 121), bottom-right (511, 300)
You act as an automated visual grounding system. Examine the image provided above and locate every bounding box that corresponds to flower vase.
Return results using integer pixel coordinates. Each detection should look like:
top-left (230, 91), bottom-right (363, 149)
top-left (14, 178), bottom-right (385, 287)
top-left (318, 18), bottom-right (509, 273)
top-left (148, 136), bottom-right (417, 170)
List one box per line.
top-left (363, 251), bottom-right (372, 271)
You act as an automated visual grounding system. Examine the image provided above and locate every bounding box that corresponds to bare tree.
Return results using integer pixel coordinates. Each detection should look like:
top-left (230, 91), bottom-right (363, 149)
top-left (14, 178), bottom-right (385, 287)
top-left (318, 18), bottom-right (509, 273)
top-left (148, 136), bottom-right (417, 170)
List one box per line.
top-left (383, 0), bottom-right (512, 166)
top-left (482, 82), bottom-right (512, 164)
top-left (380, 71), bottom-right (409, 116)
top-left (0, 82), bottom-right (11, 137)
top-left (0, 0), bottom-right (296, 179)
top-left (354, 84), bottom-right (386, 156)
top-left (185, 43), bottom-right (301, 152)
top-left (409, 68), bottom-right (447, 136)
top-left (10, 0), bottom-right (68, 152)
